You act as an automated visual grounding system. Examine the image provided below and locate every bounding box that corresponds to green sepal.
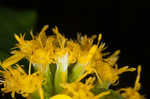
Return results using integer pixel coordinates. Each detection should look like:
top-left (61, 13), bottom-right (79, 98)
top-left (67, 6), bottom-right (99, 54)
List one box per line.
top-left (93, 81), bottom-right (111, 91)
top-left (42, 65), bottom-right (53, 98)
top-left (28, 90), bottom-right (41, 99)
top-left (32, 64), bottom-right (54, 99)
top-left (54, 65), bottom-right (68, 94)
top-left (54, 54), bottom-right (69, 94)
top-left (69, 63), bottom-right (85, 82)
top-left (92, 88), bottom-right (125, 99)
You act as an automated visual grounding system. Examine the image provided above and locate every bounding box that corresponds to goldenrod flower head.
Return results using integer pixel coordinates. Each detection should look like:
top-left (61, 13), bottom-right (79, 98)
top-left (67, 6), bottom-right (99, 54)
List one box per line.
top-left (0, 25), bottom-right (146, 99)
top-left (1, 25), bottom-right (49, 68)
top-left (52, 26), bottom-right (66, 49)
top-left (119, 88), bottom-right (145, 99)
top-left (78, 45), bottom-right (98, 64)
top-left (95, 63), bottom-right (136, 85)
top-left (14, 25), bottom-right (51, 64)
top-left (66, 40), bottom-right (80, 63)
top-left (30, 48), bottom-right (54, 65)
top-left (52, 26), bottom-right (79, 64)
top-left (20, 72), bottom-right (44, 97)
top-left (83, 46), bottom-right (135, 87)
top-left (77, 34), bottom-right (99, 65)
top-left (62, 77), bottom-right (95, 99)
top-left (14, 34), bottom-right (40, 55)
top-left (117, 65), bottom-right (145, 99)
top-left (0, 65), bottom-right (44, 98)
top-left (77, 34), bottom-right (97, 51)
top-left (61, 77), bottom-right (110, 99)
top-left (0, 65), bottom-right (25, 98)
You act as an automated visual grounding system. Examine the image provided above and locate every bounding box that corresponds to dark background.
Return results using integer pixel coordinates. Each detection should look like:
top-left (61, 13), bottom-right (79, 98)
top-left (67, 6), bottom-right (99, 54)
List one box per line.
top-left (0, 0), bottom-right (150, 98)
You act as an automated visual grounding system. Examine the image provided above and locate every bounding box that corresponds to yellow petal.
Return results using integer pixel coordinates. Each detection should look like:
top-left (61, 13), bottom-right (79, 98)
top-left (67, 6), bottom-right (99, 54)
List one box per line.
top-left (1, 53), bottom-right (25, 68)
top-left (134, 65), bottom-right (142, 91)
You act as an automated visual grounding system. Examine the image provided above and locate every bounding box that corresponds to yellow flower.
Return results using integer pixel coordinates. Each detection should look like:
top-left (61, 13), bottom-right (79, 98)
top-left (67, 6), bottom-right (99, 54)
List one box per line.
top-left (75, 34), bottom-right (136, 87)
top-left (61, 77), bottom-right (110, 99)
top-left (78, 45), bottom-right (98, 64)
top-left (30, 47), bottom-right (55, 65)
top-left (95, 62), bottom-right (136, 86)
top-left (84, 62), bottom-right (136, 88)
top-left (77, 34), bottom-right (99, 65)
top-left (0, 65), bottom-right (44, 98)
top-left (77, 33), bottom-right (97, 51)
top-left (68, 34), bottom-right (104, 82)
top-left (1, 25), bottom-right (49, 68)
top-left (117, 65), bottom-right (145, 99)
top-left (14, 34), bottom-right (41, 55)
top-left (0, 25), bottom-right (146, 99)
top-left (52, 26), bottom-right (79, 64)
top-left (66, 40), bottom-right (80, 63)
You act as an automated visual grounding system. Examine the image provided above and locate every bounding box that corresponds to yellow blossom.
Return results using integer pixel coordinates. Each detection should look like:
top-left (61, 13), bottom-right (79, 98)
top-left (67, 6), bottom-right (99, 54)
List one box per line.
top-left (1, 25), bottom-right (49, 68)
top-left (14, 34), bottom-right (41, 55)
top-left (30, 47), bottom-right (54, 65)
top-left (52, 26), bottom-right (79, 64)
top-left (78, 45), bottom-right (98, 64)
top-left (68, 34), bottom-right (105, 82)
top-left (61, 77), bottom-right (110, 99)
top-left (0, 25), bottom-right (146, 99)
top-left (0, 65), bottom-right (44, 98)
top-left (117, 65), bottom-right (145, 99)
top-left (95, 63), bottom-right (136, 86)
top-left (75, 34), bottom-right (136, 87)
top-left (66, 40), bottom-right (80, 63)
top-left (77, 34), bottom-right (98, 65)
top-left (77, 33), bottom-right (97, 51)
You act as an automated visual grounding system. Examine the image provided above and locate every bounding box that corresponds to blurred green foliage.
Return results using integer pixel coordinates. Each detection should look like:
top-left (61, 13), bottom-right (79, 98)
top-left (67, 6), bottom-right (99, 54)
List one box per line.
top-left (0, 7), bottom-right (37, 60)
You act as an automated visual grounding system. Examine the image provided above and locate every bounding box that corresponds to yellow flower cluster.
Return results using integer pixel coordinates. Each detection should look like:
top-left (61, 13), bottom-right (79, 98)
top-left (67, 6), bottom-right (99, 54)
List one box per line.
top-left (50, 65), bottom-right (145, 99)
top-left (117, 65), bottom-right (145, 99)
top-left (60, 77), bottom-right (110, 99)
top-left (0, 25), bottom-right (145, 99)
top-left (0, 65), bottom-right (43, 98)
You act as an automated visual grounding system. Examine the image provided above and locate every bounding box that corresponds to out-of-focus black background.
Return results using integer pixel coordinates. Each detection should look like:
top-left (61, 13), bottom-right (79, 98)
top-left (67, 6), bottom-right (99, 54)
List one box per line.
top-left (0, 0), bottom-right (150, 98)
